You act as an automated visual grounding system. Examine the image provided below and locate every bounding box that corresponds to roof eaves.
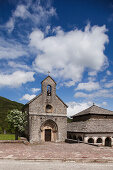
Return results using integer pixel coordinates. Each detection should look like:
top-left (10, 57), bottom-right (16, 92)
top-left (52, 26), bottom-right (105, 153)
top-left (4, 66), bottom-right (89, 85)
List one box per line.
top-left (56, 95), bottom-right (68, 108)
top-left (26, 93), bottom-right (42, 105)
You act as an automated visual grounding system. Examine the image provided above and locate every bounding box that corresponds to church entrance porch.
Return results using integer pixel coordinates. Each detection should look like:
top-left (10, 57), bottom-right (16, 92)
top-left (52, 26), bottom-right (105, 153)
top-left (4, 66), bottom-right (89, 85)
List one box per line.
top-left (41, 119), bottom-right (58, 142)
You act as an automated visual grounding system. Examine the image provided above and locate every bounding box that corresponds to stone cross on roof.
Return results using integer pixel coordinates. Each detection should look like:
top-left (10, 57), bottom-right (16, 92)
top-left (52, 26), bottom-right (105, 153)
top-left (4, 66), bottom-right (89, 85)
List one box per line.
top-left (47, 71), bottom-right (50, 76)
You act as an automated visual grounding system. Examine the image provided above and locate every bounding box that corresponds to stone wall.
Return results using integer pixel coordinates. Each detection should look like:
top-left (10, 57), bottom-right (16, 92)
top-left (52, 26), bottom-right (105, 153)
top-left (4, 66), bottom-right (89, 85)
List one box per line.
top-left (29, 115), bottom-right (67, 143)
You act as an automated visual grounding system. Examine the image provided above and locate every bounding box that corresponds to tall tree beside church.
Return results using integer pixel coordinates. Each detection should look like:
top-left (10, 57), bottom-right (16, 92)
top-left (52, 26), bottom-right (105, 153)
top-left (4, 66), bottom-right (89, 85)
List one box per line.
top-left (7, 109), bottom-right (27, 140)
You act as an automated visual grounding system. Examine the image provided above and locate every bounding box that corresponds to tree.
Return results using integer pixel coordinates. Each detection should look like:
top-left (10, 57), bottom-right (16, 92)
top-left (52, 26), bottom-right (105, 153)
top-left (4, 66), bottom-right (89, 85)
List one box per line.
top-left (7, 109), bottom-right (27, 140)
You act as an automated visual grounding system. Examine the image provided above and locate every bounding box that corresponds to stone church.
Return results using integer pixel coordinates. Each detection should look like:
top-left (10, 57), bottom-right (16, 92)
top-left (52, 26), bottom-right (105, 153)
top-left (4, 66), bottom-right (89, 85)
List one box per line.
top-left (24, 76), bottom-right (67, 143)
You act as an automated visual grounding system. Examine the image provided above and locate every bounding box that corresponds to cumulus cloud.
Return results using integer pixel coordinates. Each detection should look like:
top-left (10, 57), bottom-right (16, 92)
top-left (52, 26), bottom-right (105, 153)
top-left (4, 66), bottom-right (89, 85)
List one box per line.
top-left (67, 101), bottom-right (92, 117)
top-left (75, 81), bottom-right (100, 91)
top-left (21, 94), bottom-right (36, 101)
top-left (74, 89), bottom-right (113, 98)
top-left (30, 24), bottom-right (109, 84)
top-left (5, 1), bottom-right (56, 32)
top-left (31, 88), bottom-right (40, 93)
top-left (0, 71), bottom-right (35, 87)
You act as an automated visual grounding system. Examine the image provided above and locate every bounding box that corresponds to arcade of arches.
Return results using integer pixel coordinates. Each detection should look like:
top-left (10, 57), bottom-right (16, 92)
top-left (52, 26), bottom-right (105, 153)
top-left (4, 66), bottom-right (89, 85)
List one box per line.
top-left (40, 119), bottom-right (58, 142)
top-left (68, 133), bottom-right (113, 146)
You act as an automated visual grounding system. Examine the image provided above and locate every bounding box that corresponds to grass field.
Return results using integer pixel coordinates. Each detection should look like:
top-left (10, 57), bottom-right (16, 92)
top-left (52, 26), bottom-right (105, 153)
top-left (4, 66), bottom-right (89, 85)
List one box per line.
top-left (0, 134), bottom-right (17, 140)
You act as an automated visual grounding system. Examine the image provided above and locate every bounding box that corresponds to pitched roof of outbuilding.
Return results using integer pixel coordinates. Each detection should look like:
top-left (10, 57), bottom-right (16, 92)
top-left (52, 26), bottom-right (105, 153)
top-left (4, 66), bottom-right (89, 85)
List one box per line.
top-left (71, 104), bottom-right (113, 117)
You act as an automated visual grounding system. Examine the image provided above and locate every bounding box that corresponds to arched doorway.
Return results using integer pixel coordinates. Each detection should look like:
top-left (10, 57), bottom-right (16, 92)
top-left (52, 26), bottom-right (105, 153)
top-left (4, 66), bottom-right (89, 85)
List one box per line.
top-left (105, 137), bottom-right (111, 147)
top-left (40, 119), bottom-right (58, 142)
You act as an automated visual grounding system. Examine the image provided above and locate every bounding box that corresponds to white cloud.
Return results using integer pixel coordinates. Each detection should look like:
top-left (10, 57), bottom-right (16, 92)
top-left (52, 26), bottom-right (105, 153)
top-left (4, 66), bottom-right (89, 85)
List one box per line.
top-left (74, 89), bottom-right (113, 98)
top-left (5, 1), bottom-right (56, 32)
top-left (21, 94), bottom-right (36, 101)
top-left (31, 88), bottom-right (40, 93)
top-left (101, 77), bottom-right (106, 82)
top-left (67, 101), bottom-right (92, 117)
top-left (0, 37), bottom-right (28, 59)
top-left (8, 61), bottom-right (30, 70)
top-left (0, 71), bottom-right (35, 87)
top-left (104, 80), bottom-right (113, 88)
top-left (101, 101), bottom-right (107, 106)
top-left (88, 71), bottom-right (97, 76)
top-left (106, 70), bottom-right (112, 76)
top-left (30, 24), bottom-right (109, 84)
top-left (75, 81), bottom-right (100, 91)
top-left (64, 80), bottom-right (75, 87)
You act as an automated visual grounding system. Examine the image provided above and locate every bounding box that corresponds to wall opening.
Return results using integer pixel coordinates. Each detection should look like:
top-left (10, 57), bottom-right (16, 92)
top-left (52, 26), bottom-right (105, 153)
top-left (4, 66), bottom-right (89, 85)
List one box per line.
top-left (40, 119), bottom-right (58, 142)
top-left (97, 138), bottom-right (102, 143)
top-left (88, 138), bottom-right (94, 143)
top-left (105, 137), bottom-right (111, 147)
top-left (45, 129), bottom-right (51, 141)
top-left (46, 105), bottom-right (53, 113)
top-left (47, 85), bottom-right (51, 96)
top-left (78, 136), bottom-right (83, 141)
top-left (73, 135), bottom-right (76, 140)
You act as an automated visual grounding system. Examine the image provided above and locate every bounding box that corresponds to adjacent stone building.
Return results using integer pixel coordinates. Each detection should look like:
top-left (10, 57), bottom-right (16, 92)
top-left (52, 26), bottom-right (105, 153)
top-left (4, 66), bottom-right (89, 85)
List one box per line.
top-left (24, 76), bottom-right (67, 143)
top-left (67, 104), bottom-right (113, 146)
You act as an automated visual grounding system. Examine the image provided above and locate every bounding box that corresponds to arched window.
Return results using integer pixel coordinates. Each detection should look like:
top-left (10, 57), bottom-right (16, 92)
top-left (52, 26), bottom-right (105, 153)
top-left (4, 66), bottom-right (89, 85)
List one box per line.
top-left (46, 105), bottom-right (53, 113)
top-left (47, 85), bottom-right (51, 96)
top-left (78, 136), bottom-right (83, 141)
top-left (73, 135), bottom-right (76, 140)
top-left (97, 138), bottom-right (102, 143)
top-left (88, 138), bottom-right (94, 143)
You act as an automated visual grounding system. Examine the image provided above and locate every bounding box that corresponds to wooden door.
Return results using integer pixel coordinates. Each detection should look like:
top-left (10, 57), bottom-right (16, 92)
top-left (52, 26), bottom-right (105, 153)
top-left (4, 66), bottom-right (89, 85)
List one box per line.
top-left (45, 129), bottom-right (51, 141)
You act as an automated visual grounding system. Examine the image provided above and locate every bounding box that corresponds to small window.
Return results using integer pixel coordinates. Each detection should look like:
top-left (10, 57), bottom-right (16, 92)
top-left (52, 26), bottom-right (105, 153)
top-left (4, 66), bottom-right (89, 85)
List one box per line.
top-left (46, 105), bottom-right (53, 113)
top-left (47, 85), bottom-right (51, 96)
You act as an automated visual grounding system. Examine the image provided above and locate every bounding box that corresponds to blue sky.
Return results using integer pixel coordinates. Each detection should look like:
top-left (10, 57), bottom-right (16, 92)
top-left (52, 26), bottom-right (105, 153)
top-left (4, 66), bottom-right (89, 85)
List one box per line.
top-left (0, 0), bottom-right (113, 116)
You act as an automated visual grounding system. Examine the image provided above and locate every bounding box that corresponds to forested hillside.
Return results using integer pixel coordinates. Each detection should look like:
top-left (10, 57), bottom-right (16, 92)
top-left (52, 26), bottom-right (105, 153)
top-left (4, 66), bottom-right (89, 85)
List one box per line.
top-left (0, 96), bottom-right (24, 133)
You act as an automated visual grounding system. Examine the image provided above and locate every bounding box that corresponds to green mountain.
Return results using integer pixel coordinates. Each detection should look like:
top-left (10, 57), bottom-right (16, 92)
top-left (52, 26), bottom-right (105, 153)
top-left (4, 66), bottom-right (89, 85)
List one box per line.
top-left (0, 96), bottom-right (24, 133)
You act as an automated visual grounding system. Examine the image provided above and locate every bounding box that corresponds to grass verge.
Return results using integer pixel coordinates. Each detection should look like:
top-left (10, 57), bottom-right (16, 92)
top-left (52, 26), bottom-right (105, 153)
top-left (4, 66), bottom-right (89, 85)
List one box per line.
top-left (0, 134), bottom-right (20, 140)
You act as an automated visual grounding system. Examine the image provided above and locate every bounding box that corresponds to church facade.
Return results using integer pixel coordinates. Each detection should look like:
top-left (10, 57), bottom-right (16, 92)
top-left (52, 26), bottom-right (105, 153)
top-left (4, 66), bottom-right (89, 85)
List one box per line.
top-left (24, 76), bottom-right (67, 143)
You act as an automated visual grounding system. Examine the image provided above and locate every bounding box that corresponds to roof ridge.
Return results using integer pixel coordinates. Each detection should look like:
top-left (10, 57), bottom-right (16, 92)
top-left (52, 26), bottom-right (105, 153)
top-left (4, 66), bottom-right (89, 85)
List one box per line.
top-left (71, 104), bottom-right (113, 117)
top-left (41, 76), bottom-right (56, 84)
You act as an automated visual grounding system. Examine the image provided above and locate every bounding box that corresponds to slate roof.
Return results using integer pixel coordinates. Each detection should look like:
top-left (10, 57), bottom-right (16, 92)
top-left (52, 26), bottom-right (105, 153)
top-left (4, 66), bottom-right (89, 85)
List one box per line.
top-left (71, 104), bottom-right (113, 117)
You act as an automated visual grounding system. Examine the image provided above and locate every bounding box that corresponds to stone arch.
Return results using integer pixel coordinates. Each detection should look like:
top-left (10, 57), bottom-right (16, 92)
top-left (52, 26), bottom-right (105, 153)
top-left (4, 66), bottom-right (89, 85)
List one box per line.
top-left (88, 138), bottom-right (94, 143)
top-left (97, 138), bottom-right (102, 143)
top-left (105, 137), bottom-right (111, 147)
top-left (40, 119), bottom-right (58, 142)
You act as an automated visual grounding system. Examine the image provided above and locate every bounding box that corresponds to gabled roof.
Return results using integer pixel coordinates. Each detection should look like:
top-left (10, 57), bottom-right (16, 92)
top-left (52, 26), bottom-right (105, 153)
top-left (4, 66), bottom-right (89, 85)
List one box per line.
top-left (41, 76), bottom-right (57, 84)
top-left (56, 95), bottom-right (68, 108)
top-left (25, 93), bottom-right (42, 105)
top-left (71, 104), bottom-right (113, 117)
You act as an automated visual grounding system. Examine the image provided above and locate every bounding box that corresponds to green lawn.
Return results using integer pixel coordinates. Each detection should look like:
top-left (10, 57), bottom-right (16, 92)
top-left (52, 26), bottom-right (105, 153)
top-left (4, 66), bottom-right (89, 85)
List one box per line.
top-left (0, 134), bottom-right (19, 140)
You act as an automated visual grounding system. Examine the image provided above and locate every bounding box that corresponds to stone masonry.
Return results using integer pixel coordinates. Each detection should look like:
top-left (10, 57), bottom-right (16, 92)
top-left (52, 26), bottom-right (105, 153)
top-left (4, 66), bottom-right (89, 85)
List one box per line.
top-left (24, 76), bottom-right (67, 143)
